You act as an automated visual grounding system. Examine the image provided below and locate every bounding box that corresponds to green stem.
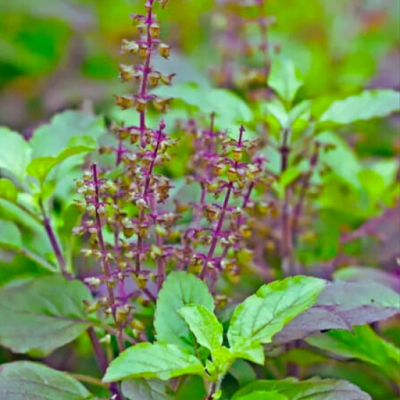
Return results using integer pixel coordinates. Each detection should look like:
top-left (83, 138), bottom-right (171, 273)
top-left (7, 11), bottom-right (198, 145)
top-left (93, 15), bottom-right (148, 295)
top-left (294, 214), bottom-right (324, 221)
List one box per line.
top-left (66, 372), bottom-right (108, 388)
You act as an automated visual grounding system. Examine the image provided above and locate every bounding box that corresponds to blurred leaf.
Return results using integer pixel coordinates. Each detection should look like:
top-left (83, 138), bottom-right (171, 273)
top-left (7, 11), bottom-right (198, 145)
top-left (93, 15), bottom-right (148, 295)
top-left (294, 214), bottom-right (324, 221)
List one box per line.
top-left (274, 281), bottom-right (400, 345)
top-left (317, 131), bottom-right (361, 188)
top-left (227, 276), bottom-right (326, 347)
top-left (232, 378), bottom-right (372, 400)
top-left (0, 220), bottom-right (22, 250)
top-left (27, 144), bottom-right (95, 185)
top-left (307, 325), bottom-right (400, 382)
top-left (0, 254), bottom-right (51, 288)
top-left (229, 359), bottom-right (256, 387)
top-left (152, 84), bottom-right (252, 125)
top-left (0, 361), bottom-right (96, 400)
top-left (29, 110), bottom-right (105, 158)
top-left (281, 348), bottom-right (328, 366)
top-left (0, 275), bottom-right (92, 356)
top-left (154, 271), bottom-right (214, 352)
top-left (122, 378), bottom-right (172, 400)
top-left (178, 304), bottom-right (223, 352)
top-left (0, 127), bottom-right (31, 181)
top-left (319, 90), bottom-right (400, 125)
top-left (176, 376), bottom-right (206, 400)
top-left (0, 0), bottom-right (94, 27)
top-left (333, 266), bottom-right (400, 293)
top-left (0, 178), bottom-right (18, 202)
top-left (103, 342), bottom-right (204, 382)
top-left (368, 159), bottom-right (398, 187)
top-left (236, 391), bottom-right (288, 400)
top-left (269, 57), bottom-right (304, 103)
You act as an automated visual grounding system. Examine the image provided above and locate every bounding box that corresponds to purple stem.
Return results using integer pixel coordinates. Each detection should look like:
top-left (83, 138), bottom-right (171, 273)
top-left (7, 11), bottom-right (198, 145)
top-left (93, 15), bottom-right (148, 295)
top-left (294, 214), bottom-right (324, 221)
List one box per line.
top-left (92, 163), bottom-right (125, 353)
top-left (200, 126), bottom-right (245, 279)
top-left (39, 198), bottom-right (118, 397)
top-left (139, 0), bottom-right (155, 147)
top-left (39, 200), bottom-right (70, 279)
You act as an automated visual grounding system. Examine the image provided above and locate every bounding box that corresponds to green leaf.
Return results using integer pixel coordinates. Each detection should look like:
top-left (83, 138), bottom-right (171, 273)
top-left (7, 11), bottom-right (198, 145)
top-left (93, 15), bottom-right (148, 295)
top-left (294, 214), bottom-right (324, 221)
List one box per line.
top-left (0, 276), bottom-right (92, 356)
top-left (307, 325), bottom-right (400, 382)
top-left (208, 346), bottom-right (235, 379)
top-left (176, 376), bottom-right (207, 400)
top-left (236, 391), bottom-right (288, 400)
top-left (229, 359), bottom-right (256, 387)
top-left (281, 348), bottom-right (328, 366)
top-left (152, 84), bottom-right (252, 125)
top-left (319, 90), bottom-right (400, 125)
top-left (154, 271), bottom-right (215, 352)
top-left (232, 378), bottom-right (372, 400)
top-left (273, 281), bottom-right (400, 345)
top-left (317, 131), bottom-right (361, 188)
top-left (0, 127), bottom-right (32, 181)
top-left (103, 342), bottom-right (204, 382)
top-left (178, 304), bottom-right (223, 352)
top-left (333, 266), bottom-right (400, 293)
top-left (0, 220), bottom-right (22, 250)
top-left (121, 379), bottom-right (173, 400)
top-left (230, 338), bottom-right (265, 365)
top-left (268, 57), bottom-right (304, 103)
top-left (0, 178), bottom-right (18, 201)
top-left (29, 110), bottom-right (105, 158)
top-left (0, 361), bottom-right (96, 400)
top-left (27, 145), bottom-right (95, 185)
top-left (228, 276), bottom-right (326, 347)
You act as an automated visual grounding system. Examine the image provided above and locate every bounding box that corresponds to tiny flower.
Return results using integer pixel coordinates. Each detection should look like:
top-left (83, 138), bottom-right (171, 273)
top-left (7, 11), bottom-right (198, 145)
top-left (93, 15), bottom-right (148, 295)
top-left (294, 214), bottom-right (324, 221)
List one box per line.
top-left (121, 39), bottom-right (139, 54)
top-left (149, 22), bottom-right (160, 38)
top-left (115, 95), bottom-right (135, 110)
top-left (158, 43), bottom-right (170, 58)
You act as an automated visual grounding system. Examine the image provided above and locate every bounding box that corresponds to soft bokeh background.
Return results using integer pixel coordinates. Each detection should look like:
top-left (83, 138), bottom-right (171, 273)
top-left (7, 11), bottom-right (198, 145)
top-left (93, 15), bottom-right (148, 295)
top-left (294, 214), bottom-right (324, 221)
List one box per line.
top-left (0, 1), bottom-right (399, 399)
top-left (1, 0), bottom-right (399, 132)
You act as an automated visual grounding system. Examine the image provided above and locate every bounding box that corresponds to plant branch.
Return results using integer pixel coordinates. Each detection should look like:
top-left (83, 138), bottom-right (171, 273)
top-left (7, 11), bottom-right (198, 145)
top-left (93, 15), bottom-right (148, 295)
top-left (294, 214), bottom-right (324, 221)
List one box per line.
top-left (279, 128), bottom-right (295, 276)
top-left (91, 163), bottom-right (125, 354)
top-left (39, 199), bottom-right (71, 278)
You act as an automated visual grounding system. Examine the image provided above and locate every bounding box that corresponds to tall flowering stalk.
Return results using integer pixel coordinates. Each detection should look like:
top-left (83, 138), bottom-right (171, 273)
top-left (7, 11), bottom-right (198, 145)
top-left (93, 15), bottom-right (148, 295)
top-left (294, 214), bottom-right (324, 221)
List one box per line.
top-left (74, 0), bottom-right (175, 360)
top-left (212, 0), bottom-right (276, 92)
top-left (173, 121), bottom-right (268, 290)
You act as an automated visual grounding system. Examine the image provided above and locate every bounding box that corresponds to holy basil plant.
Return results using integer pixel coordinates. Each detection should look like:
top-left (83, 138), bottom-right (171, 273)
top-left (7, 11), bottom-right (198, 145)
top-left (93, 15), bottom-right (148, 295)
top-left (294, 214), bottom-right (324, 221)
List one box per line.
top-left (0, 0), bottom-right (400, 399)
top-left (100, 271), bottom-right (396, 400)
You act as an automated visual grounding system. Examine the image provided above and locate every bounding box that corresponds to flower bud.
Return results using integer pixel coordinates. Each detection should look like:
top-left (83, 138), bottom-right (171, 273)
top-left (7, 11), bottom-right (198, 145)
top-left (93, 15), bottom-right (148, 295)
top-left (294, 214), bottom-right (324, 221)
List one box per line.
top-left (121, 39), bottom-right (139, 54)
top-left (81, 248), bottom-right (93, 257)
top-left (118, 64), bottom-right (138, 82)
top-left (139, 43), bottom-right (149, 58)
top-left (160, 73), bottom-right (175, 86)
top-left (158, 43), bottom-right (170, 59)
top-left (149, 23), bottom-right (160, 38)
top-left (135, 273), bottom-right (148, 289)
top-left (115, 95), bottom-right (135, 110)
top-left (116, 304), bottom-right (131, 323)
top-left (84, 276), bottom-right (101, 289)
top-left (135, 98), bottom-right (147, 112)
top-left (148, 71), bottom-right (160, 86)
top-left (227, 167), bottom-right (238, 182)
top-left (239, 224), bottom-right (251, 239)
top-left (204, 204), bottom-right (219, 222)
top-left (232, 147), bottom-right (243, 162)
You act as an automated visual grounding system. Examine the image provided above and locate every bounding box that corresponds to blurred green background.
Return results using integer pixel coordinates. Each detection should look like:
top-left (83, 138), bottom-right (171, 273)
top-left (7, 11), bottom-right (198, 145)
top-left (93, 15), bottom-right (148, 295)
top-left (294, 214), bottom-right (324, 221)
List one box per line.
top-left (0, 0), bottom-right (399, 133)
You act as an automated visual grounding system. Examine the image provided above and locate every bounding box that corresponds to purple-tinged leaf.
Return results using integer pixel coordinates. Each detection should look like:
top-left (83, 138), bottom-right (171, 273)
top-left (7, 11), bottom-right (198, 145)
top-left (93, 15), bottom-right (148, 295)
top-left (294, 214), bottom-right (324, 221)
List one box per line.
top-left (273, 281), bottom-right (400, 345)
top-left (232, 377), bottom-right (372, 400)
top-left (334, 266), bottom-right (400, 293)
